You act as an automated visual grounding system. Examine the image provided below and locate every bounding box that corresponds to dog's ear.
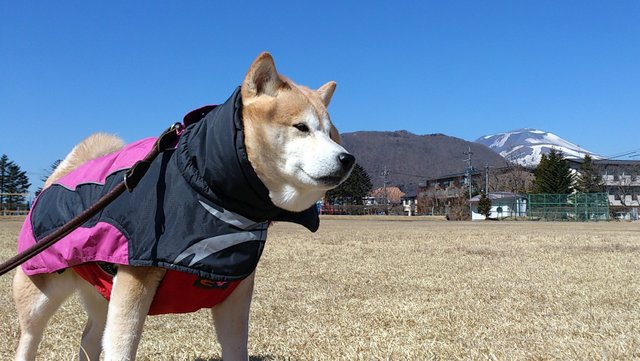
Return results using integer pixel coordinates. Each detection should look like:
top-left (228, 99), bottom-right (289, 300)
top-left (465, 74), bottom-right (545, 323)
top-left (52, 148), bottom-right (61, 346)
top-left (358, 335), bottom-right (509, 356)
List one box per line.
top-left (317, 81), bottom-right (336, 107)
top-left (242, 52), bottom-right (284, 99)
top-left (329, 123), bottom-right (341, 144)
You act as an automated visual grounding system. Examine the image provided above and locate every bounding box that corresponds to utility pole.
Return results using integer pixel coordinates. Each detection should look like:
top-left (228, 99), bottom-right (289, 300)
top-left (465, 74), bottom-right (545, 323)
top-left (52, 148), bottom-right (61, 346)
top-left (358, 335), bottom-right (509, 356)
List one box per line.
top-left (381, 166), bottom-right (389, 214)
top-left (463, 147), bottom-right (474, 216)
top-left (463, 146), bottom-right (474, 198)
top-left (485, 163), bottom-right (489, 194)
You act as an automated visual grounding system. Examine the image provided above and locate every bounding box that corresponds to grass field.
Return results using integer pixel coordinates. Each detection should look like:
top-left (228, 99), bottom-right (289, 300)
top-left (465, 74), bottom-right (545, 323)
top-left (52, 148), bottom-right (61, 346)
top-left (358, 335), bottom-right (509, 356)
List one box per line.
top-left (0, 217), bottom-right (639, 360)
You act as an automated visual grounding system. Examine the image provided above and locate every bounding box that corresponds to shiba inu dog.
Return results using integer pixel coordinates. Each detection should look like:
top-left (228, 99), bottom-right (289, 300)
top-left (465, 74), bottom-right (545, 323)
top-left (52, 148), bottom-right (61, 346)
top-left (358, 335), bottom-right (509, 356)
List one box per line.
top-left (13, 52), bottom-right (354, 361)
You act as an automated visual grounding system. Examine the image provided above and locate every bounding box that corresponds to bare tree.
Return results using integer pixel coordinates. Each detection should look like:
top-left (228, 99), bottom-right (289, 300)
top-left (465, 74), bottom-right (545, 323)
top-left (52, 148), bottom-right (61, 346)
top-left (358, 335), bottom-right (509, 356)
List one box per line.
top-left (417, 181), bottom-right (467, 216)
top-left (418, 187), bottom-right (448, 215)
top-left (490, 157), bottom-right (535, 194)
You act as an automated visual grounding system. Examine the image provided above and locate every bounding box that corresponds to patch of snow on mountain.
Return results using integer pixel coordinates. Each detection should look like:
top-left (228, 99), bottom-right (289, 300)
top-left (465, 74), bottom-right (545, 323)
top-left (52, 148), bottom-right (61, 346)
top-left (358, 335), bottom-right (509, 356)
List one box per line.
top-left (520, 145), bottom-right (545, 166)
top-left (491, 133), bottom-right (513, 148)
top-left (475, 128), bottom-right (602, 167)
top-left (524, 137), bottom-right (545, 144)
top-left (543, 133), bottom-right (595, 155)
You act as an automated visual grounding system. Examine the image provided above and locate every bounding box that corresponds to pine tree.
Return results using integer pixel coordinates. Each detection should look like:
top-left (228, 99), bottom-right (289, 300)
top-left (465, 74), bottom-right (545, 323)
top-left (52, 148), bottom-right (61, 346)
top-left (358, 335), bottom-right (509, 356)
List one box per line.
top-left (36, 159), bottom-right (62, 196)
top-left (6, 163), bottom-right (31, 209)
top-left (533, 153), bottom-right (550, 194)
top-left (533, 148), bottom-right (573, 194)
top-left (575, 155), bottom-right (603, 193)
top-left (477, 192), bottom-right (492, 218)
top-left (0, 154), bottom-right (31, 211)
top-left (0, 155), bottom-right (13, 206)
top-left (325, 163), bottom-right (373, 205)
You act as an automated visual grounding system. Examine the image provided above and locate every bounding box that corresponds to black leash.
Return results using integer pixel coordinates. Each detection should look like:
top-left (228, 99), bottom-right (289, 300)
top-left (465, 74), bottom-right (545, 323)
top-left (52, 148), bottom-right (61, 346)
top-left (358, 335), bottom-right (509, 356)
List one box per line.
top-left (0, 123), bottom-right (184, 277)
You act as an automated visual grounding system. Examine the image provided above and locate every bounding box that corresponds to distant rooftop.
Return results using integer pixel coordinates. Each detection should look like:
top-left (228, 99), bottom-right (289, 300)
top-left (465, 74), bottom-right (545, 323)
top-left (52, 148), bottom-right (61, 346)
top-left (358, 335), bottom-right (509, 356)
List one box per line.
top-left (469, 192), bottom-right (526, 202)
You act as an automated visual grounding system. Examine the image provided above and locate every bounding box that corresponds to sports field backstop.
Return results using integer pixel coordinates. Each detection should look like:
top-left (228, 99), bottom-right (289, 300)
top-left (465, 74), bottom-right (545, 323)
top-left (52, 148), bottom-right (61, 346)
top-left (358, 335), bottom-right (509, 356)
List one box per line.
top-left (527, 193), bottom-right (609, 221)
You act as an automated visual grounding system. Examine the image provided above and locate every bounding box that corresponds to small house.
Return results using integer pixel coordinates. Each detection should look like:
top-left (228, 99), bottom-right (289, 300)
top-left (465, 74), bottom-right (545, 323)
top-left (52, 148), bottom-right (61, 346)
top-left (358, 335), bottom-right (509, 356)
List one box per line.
top-left (401, 188), bottom-right (418, 216)
top-left (469, 192), bottom-right (527, 220)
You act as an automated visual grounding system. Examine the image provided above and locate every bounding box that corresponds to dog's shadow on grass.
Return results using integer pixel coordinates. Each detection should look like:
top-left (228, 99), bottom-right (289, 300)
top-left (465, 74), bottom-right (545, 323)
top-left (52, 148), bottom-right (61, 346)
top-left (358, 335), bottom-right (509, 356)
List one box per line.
top-left (195, 356), bottom-right (274, 361)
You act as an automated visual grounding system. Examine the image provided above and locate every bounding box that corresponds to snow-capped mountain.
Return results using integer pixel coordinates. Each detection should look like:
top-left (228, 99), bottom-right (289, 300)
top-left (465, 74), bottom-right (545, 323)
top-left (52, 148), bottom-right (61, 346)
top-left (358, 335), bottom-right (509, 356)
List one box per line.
top-left (475, 128), bottom-right (601, 167)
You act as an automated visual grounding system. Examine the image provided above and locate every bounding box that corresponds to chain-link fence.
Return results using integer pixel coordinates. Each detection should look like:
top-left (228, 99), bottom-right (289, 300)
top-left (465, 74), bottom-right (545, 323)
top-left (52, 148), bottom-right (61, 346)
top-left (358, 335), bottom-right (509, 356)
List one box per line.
top-left (527, 193), bottom-right (609, 221)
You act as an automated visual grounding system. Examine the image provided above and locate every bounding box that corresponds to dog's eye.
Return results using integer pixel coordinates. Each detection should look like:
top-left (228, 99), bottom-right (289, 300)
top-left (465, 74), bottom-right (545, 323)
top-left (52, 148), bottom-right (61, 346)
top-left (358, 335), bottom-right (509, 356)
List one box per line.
top-left (293, 123), bottom-right (310, 132)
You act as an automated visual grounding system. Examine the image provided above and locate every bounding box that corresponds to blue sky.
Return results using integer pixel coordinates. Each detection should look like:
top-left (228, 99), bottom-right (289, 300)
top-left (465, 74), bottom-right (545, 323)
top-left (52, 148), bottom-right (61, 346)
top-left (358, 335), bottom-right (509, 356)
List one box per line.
top-left (1, 1), bottom-right (639, 190)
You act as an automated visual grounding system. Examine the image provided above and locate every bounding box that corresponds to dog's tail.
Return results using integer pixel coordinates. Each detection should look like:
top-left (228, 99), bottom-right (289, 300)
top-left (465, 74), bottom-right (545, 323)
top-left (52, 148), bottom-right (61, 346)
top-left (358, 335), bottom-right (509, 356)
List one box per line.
top-left (44, 133), bottom-right (125, 189)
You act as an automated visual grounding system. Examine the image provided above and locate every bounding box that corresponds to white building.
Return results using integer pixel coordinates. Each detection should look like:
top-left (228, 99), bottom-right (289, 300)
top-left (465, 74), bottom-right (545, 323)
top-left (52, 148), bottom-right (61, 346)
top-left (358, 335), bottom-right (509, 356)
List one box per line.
top-left (469, 192), bottom-right (528, 221)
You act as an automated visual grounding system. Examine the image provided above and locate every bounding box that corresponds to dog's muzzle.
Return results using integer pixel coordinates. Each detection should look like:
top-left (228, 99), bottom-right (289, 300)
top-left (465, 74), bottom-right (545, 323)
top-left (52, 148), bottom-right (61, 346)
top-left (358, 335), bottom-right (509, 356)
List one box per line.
top-left (316, 152), bottom-right (355, 187)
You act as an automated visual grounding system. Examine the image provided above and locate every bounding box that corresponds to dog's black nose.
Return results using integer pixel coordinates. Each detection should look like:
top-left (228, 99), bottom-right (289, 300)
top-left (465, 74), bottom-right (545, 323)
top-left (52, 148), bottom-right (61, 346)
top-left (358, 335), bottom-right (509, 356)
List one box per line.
top-left (338, 152), bottom-right (355, 171)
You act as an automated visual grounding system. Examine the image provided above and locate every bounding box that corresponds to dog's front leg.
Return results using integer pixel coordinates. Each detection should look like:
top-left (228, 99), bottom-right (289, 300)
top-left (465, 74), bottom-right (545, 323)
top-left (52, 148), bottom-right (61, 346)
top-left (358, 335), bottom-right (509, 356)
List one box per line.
top-left (212, 272), bottom-right (255, 361)
top-left (102, 265), bottom-right (166, 361)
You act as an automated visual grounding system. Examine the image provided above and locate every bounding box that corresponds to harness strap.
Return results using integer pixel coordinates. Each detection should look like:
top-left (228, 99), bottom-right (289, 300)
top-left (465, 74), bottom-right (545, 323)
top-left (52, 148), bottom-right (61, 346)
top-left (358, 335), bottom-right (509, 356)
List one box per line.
top-left (124, 122), bottom-right (183, 192)
top-left (0, 122), bottom-right (184, 277)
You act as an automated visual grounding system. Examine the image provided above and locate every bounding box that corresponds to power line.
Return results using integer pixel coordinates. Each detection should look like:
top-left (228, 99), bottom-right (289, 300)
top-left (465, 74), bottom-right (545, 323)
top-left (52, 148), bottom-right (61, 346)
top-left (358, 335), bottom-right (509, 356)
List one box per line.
top-left (384, 165), bottom-right (512, 184)
top-left (386, 170), bottom-right (430, 179)
top-left (603, 148), bottom-right (640, 161)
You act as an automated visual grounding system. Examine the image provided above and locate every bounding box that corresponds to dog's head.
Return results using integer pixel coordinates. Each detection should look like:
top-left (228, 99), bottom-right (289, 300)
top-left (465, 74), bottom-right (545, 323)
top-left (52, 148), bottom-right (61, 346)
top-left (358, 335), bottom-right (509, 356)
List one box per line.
top-left (241, 52), bottom-right (355, 212)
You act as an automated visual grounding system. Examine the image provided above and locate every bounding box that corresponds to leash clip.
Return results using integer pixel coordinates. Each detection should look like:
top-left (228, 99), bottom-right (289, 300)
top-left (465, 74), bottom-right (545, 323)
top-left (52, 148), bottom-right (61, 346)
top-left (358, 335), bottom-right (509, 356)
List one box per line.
top-left (124, 122), bottom-right (184, 192)
top-left (170, 122), bottom-right (185, 135)
top-left (156, 122), bottom-right (184, 153)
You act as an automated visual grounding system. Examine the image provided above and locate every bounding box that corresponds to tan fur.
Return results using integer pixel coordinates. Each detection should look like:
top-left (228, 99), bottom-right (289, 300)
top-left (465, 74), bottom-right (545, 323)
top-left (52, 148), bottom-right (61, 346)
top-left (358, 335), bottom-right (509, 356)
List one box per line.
top-left (13, 266), bottom-right (108, 361)
top-left (317, 81), bottom-right (337, 107)
top-left (101, 266), bottom-right (166, 360)
top-left (330, 123), bottom-right (341, 144)
top-left (44, 133), bottom-right (125, 188)
top-left (14, 52), bottom-right (351, 361)
top-left (241, 53), bottom-right (349, 211)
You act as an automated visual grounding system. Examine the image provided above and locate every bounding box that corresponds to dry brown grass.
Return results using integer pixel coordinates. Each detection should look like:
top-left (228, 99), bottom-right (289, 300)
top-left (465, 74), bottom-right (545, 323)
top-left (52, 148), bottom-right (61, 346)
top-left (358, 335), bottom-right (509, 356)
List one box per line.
top-left (1, 217), bottom-right (639, 360)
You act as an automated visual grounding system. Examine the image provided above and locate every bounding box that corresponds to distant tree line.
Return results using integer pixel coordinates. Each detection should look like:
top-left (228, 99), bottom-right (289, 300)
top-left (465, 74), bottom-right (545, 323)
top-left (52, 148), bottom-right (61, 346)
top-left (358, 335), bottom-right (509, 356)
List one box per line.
top-left (0, 154), bottom-right (31, 213)
top-left (321, 147), bottom-right (625, 219)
